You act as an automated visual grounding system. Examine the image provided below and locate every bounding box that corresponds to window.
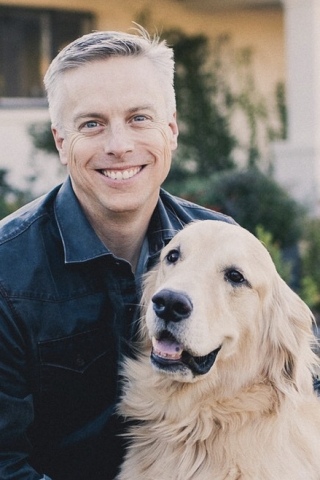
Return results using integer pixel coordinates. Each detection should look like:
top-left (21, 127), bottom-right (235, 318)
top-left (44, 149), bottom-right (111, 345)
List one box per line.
top-left (0, 7), bottom-right (94, 99)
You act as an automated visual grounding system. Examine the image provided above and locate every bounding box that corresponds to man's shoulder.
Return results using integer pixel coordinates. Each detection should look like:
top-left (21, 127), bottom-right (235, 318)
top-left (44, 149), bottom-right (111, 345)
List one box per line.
top-left (159, 189), bottom-right (236, 225)
top-left (0, 185), bottom-right (61, 246)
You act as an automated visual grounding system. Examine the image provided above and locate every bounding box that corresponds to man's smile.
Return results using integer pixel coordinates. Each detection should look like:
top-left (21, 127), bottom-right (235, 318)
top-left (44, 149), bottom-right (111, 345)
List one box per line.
top-left (99, 166), bottom-right (143, 180)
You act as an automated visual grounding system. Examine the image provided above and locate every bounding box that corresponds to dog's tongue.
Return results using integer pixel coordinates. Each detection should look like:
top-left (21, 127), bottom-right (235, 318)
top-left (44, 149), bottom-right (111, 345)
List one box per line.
top-left (152, 336), bottom-right (183, 360)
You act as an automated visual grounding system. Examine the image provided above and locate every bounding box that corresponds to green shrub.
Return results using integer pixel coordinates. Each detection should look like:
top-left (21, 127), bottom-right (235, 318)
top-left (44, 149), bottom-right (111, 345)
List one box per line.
top-left (255, 225), bottom-right (292, 283)
top-left (0, 169), bottom-right (32, 219)
top-left (28, 121), bottom-right (56, 154)
top-left (300, 219), bottom-right (320, 310)
top-left (166, 168), bottom-right (304, 248)
top-left (300, 276), bottom-right (320, 310)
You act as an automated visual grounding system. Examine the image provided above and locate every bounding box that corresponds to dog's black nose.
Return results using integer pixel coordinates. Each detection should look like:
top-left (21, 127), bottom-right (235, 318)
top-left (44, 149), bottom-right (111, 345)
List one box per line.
top-left (152, 289), bottom-right (193, 322)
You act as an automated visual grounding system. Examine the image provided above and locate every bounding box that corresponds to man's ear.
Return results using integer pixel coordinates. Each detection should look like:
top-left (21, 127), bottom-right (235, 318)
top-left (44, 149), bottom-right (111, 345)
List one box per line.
top-left (169, 112), bottom-right (179, 151)
top-left (52, 126), bottom-right (68, 165)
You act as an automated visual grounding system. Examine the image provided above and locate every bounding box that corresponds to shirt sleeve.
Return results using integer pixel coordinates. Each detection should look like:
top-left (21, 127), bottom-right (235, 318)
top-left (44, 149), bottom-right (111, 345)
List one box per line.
top-left (0, 298), bottom-right (44, 480)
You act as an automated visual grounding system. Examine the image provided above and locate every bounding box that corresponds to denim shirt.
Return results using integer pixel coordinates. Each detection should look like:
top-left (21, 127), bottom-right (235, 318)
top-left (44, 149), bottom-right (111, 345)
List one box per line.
top-left (0, 178), bottom-right (234, 480)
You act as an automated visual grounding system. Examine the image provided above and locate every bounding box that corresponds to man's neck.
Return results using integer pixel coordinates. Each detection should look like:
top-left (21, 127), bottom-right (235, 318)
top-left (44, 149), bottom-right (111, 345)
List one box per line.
top-left (84, 207), bottom-right (154, 272)
top-left (97, 218), bottom-right (148, 272)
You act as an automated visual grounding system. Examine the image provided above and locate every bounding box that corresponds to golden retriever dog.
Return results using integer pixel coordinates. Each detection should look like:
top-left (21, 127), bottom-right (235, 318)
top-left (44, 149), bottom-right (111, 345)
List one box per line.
top-left (117, 220), bottom-right (320, 480)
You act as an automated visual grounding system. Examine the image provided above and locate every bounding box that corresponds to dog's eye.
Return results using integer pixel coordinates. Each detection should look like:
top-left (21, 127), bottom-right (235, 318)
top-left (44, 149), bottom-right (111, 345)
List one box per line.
top-left (225, 269), bottom-right (245, 285)
top-left (166, 249), bottom-right (180, 264)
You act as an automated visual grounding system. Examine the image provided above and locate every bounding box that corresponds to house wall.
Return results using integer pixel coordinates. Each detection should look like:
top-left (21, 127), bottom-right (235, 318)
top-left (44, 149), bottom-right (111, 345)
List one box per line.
top-left (0, 0), bottom-right (284, 194)
top-left (2, 0), bottom-right (284, 94)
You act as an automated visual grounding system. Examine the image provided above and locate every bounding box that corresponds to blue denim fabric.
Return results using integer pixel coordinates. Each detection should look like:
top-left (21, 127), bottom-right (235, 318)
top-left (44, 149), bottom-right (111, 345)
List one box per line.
top-left (0, 178), bottom-right (234, 479)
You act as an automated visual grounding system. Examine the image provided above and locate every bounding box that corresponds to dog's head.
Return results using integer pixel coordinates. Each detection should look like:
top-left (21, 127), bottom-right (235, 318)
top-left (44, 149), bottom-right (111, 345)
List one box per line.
top-left (141, 221), bottom-right (318, 394)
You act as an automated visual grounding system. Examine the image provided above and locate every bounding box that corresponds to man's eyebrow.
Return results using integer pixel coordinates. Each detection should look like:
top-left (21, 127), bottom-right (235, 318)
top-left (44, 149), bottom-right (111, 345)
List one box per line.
top-left (127, 105), bottom-right (156, 114)
top-left (73, 105), bottom-right (156, 122)
top-left (73, 112), bottom-right (105, 123)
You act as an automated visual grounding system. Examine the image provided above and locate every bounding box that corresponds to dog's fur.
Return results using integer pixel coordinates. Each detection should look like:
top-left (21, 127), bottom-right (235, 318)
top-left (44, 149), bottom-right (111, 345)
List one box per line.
top-left (117, 221), bottom-right (320, 480)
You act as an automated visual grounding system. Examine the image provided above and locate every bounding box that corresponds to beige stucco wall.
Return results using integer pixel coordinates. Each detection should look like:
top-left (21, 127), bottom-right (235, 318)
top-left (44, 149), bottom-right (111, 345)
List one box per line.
top-left (2, 0), bottom-right (284, 91)
top-left (0, 0), bottom-right (285, 192)
top-left (2, 0), bottom-right (284, 90)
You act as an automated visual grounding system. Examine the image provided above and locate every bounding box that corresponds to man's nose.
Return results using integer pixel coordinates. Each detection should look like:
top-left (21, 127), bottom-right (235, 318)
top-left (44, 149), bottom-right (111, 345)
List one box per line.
top-left (104, 124), bottom-right (134, 158)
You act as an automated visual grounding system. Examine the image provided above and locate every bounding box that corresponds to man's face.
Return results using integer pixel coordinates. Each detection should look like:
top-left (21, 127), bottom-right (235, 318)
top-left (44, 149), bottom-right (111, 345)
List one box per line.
top-left (52, 56), bottom-right (178, 219)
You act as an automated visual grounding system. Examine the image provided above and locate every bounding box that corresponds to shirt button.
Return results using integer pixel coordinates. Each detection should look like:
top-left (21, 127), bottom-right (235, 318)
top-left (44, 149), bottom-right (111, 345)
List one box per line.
top-left (75, 354), bottom-right (86, 368)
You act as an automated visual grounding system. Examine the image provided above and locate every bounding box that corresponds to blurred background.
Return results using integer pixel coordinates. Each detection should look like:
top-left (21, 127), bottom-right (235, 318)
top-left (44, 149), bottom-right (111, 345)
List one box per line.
top-left (1, 0), bottom-right (320, 327)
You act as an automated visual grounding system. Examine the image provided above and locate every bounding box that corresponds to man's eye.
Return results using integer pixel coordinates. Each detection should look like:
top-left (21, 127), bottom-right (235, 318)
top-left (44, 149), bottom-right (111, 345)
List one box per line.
top-left (225, 269), bottom-right (246, 285)
top-left (79, 121), bottom-right (104, 134)
top-left (83, 121), bottom-right (99, 129)
top-left (166, 249), bottom-right (180, 264)
top-left (132, 115), bottom-right (148, 123)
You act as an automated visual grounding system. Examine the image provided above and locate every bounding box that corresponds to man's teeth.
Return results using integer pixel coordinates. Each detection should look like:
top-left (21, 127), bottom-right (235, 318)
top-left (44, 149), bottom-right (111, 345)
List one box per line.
top-left (101, 166), bottom-right (141, 180)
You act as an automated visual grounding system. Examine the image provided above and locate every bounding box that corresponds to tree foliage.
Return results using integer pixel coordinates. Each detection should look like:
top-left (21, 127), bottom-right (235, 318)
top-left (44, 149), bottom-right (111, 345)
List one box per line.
top-left (28, 121), bottom-right (56, 154)
top-left (165, 30), bottom-right (236, 177)
top-left (0, 169), bottom-right (32, 220)
top-left (300, 219), bottom-right (320, 310)
top-left (166, 168), bottom-right (304, 249)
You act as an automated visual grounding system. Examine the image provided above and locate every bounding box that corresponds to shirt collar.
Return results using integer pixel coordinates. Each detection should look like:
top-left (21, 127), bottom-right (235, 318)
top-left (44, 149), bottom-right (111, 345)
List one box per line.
top-left (147, 189), bottom-right (182, 259)
top-left (54, 179), bottom-right (178, 265)
top-left (54, 178), bottom-right (110, 264)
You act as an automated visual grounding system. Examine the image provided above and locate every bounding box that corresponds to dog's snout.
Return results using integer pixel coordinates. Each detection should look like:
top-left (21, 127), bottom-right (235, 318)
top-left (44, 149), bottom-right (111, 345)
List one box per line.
top-left (152, 289), bottom-right (193, 322)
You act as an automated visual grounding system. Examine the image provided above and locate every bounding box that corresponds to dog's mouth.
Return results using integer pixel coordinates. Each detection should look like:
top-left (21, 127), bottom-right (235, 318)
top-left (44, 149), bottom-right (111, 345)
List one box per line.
top-left (151, 330), bottom-right (221, 376)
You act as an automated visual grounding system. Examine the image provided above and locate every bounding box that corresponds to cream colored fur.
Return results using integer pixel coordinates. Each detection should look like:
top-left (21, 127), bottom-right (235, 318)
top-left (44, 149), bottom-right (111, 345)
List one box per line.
top-left (117, 221), bottom-right (320, 480)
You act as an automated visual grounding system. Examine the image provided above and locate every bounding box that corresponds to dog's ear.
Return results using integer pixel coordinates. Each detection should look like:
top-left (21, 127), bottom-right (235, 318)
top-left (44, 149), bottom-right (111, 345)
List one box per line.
top-left (261, 274), bottom-right (319, 396)
top-left (136, 266), bottom-right (160, 344)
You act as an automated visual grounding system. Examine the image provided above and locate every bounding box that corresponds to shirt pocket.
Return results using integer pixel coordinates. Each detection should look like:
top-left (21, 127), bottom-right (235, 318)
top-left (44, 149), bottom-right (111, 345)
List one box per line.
top-left (39, 328), bottom-right (107, 374)
top-left (37, 328), bottom-right (117, 436)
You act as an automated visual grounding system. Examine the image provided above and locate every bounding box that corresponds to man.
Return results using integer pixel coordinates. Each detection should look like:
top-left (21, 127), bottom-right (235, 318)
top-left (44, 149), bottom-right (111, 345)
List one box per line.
top-left (0, 27), bottom-right (234, 479)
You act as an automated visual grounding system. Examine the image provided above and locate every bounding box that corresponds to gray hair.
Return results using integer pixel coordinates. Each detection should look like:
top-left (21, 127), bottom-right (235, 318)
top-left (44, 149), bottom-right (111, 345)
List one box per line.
top-left (44, 26), bottom-right (176, 127)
